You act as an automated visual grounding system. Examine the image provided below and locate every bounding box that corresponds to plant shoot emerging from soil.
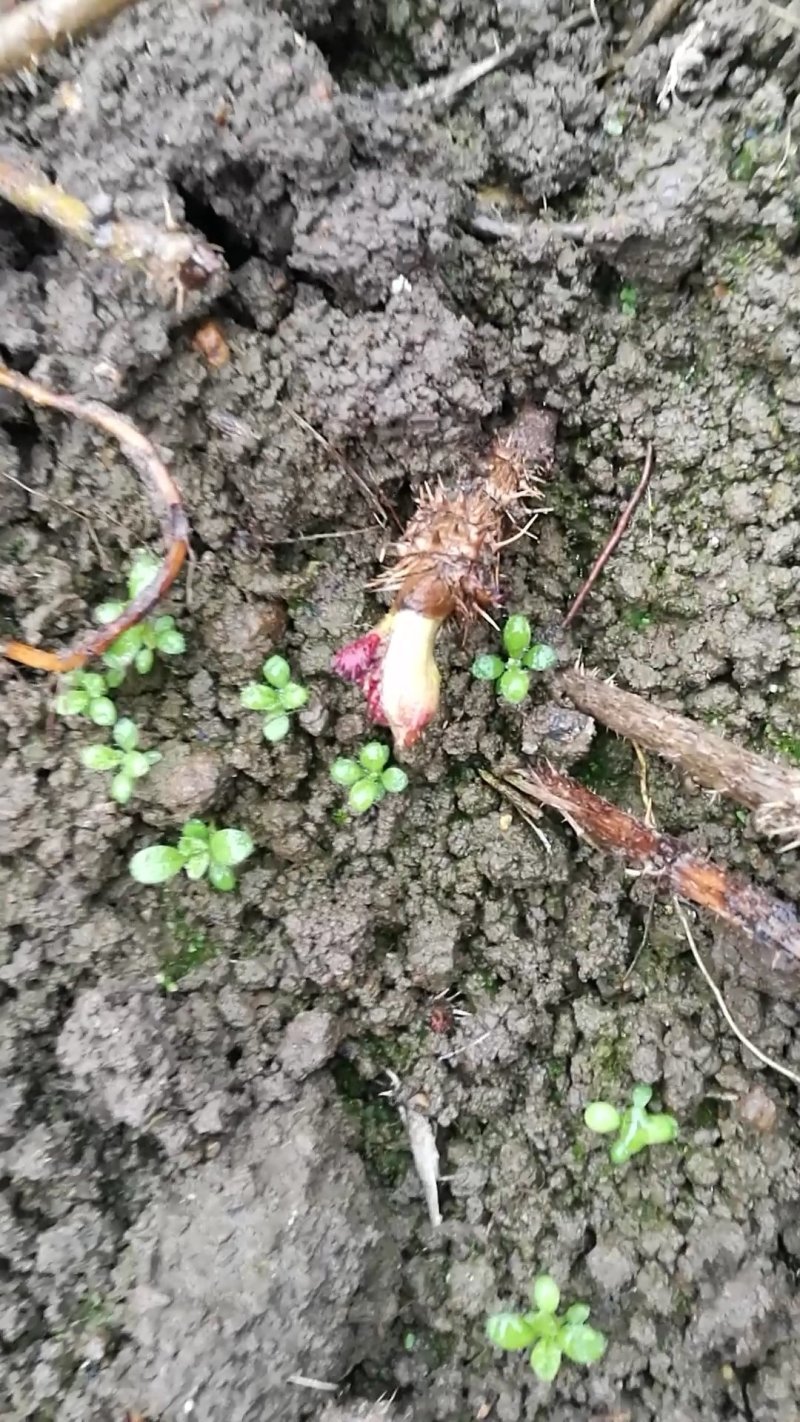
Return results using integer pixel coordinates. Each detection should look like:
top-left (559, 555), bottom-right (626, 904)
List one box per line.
top-left (97, 551), bottom-right (186, 676)
top-left (129, 820), bottom-right (254, 892)
top-left (486, 1274), bottom-right (607, 1382)
top-left (55, 669), bottom-right (120, 726)
top-left (472, 614), bottom-right (556, 704)
top-left (330, 741), bottom-right (408, 814)
top-left (80, 717), bottom-right (161, 804)
top-left (584, 1083), bottom-right (678, 1164)
top-left (240, 655), bottom-right (309, 742)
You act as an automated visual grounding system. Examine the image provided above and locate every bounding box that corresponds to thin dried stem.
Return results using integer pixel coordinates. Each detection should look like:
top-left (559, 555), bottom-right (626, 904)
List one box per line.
top-left (0, 155), bottom-right (225, 304)
top-left (0, 0), bottom-right (139, 74)
top-left (279, 401), bottom-right (397, 531)
top-left (602, 0), bottom-right (689, 75)
top-left (562, 443), bottom-right (654, 629)
top-left (0, 362), bottom-right (189, 673)
top-left (496, 762), bottom-right (800, 983)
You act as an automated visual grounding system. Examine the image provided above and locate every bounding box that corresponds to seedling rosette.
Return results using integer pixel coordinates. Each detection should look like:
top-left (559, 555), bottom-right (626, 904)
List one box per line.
top-left (129, 820), bottom-right (255, 892)
top-left (487, 1274), bottom-right (607, 1383)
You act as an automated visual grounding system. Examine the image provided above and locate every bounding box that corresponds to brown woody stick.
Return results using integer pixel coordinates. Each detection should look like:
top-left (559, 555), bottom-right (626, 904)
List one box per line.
top-left (0, 0), bottom-right (139, 75)
top-left (0, 363), bottom-right (189, 673)
top-left (562, 444), bottom-right (654, 630)
top-left (558, 668), bottom-right (800, 849)
top-left (490, 763), bottom-right (800, 980)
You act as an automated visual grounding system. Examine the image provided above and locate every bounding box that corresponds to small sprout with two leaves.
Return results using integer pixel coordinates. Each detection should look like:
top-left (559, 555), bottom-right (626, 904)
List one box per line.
top-left (129, 820), bottom-right (254, 893)
top-left (240, 655), bottom-right (309, 743)
top-left (96, 551), bottom-right (186, 678)
top-left (80, 718), bottom-right (161, 805)
top-left (330, 741), bottom-right (408, 814)
top-left (55, 669), bottom-right (120, 726)
top-left (472, 615), bottom-right (556, 706)
top-left (584, 1083), bottom-right (678, 1164)
top-left (486, 1274), bottom-right (607, 1383)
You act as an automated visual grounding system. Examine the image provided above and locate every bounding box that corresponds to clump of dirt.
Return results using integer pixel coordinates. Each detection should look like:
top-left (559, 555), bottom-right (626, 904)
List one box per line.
top-left (2, 1), bottom-right (800, 1420)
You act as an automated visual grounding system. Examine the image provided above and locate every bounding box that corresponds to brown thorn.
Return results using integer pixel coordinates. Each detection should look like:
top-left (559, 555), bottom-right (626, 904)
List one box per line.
top-left (0, 363), bottom-right (189, 673)
top-left (562, 443), bottom-right (654, 630)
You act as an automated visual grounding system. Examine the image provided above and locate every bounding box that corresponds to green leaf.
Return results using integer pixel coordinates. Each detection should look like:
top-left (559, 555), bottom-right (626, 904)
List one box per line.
top-left (113, 717), bottom-right (139, 753)
top-left (530, 1338), bottom-right (562, 1382)
top-left (81, 745), bottom-right (122, 772)
top-left (471, 653), bottom-right (505, 682)
top-left (184, 852), bottom-right (210, 881)
top-left (279, 681), bottom-right (308, 711)
top-left (209, 828), bottom-right (254, 868)
top-left (564, 1303), bottom-right (590, 1325)
top-left (498, 667), bottom-right (530, 705)
top-left (89, 697), bottom-right (117, 727)
top-left (503, 614), bottom-right (532, 658)
top-left (533, 1276), bottom-right (560, 1315)
top-left (110, 772), bottom-right (134, 805)
top-left (584, 1101), bottom-right (621, 1135)
top-left (82, 673), bottom-right (107, 698)
top-left (560, 1323), bottom-right (606, 1366)
top-left (134, 646), bottom-right (154, 676)
top-left (643, 1112), bottom-right (678, 1146)
top-left (381, 766), bottom-right (408, 794)
top-left (181, 819), bottom-right (209, 841)
top-left (127, 552), bottom-right (160, 598)
top-left (263, 713), bottom-right (290, 743)
top-left (145, 750), bottom-right (162, 766)
top-left (55, 689), bottom-right (89, 716)
top-left (153, 615), bottom-right (176, 633)
top-left (524, 643), bottom-right (557, 672)
top-left (129, 845), bottom-right (184, 884)
top-left (104, 666), bottom-right (126, 689)
top-left (123, 751), bottom-right (153, 779)
top-left (631, 1082), bottom-right (653, 1110)
top-left (348, 778), bottom-right (378, 814)
top-left (262, 654), bottom-right (291, 689)
top-left (358, 741), bottom-right (390, 774)
top-left (106, 628), bottom-right (142, 665)
top-left (330, 757), bottom-right (361, 787)
top-left (241, 683), bottom-right (280, 713)
top-left (156, 629), bottom-right (186, 656)
top-left (94, 599), bottom-right (125, 625)
top-left (208, 861), bottom-right (236, 892)
top-left (486, 1312), bottom-right (537, 1351)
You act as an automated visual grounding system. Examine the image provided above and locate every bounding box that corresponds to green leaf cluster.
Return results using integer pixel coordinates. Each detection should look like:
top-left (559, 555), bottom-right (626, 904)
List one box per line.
top-left (584, 1083), bottom-right (678, 1164)
top-left (55, 670), bottom-right (120, 726)
top-left (330, 741), bottom-right (408, 814)
top-left (240, 655), bottom-right (309, 742)
top-left (80, 718), bottom-right (161, 804)
top-left (471, 615), bottom-right (556, 706)
top-left (486, 1274), bottom-right (606, 1382)
top-left (96, 551), bottom-right (186, 677)
top-left (129, 820), bottom-right (254, 893)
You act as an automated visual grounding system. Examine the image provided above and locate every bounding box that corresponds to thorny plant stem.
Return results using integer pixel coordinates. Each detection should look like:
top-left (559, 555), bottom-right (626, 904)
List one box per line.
top-left (0, 0), bottom-right (140, 75)
top-left (0, 363), bottom-right (189, 673)
top-left (558, 668), bottom-right (800, 845)
top-left (561, 444), bottom-right (654, 629)
top-left (495, 763), bottom-right (800, 981)
top-left (0, 155), bottom-right (225, 303)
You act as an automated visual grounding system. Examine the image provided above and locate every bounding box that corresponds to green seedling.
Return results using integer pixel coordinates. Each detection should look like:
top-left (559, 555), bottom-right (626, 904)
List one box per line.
top-left (486, 1274), bottom-right (607, 1383)
top-left (80, 718), bottom-right (161, 805)
top-left (584, 1083), bottom-right (678, 1164)
top-left (330, 741), bottom-right (408, 814)
top-left (129, 819), bottom-right (254, 893)
top-left (55, 669), bottom-right (120, 726)
top-left (240, 654), bottom-right (309, 742)
top-left (471, 614), bottom-right (556, 706)
top-left (96, 550), bottom-right (186, 677)
top-left (619, 282), bottom-right (638, 316)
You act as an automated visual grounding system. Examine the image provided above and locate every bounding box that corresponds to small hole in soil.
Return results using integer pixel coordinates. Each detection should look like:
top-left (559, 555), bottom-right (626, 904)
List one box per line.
top-left (173, 183), bottom-right (256, 272)
top-left (226, 1044), bottom-right (244, 1067)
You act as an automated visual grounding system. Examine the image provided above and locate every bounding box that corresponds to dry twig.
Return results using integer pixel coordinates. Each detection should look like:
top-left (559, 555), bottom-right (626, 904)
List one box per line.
top-left (602, 0), bottom-right (689, 75)
top-left (0, 0), bottom-right (141, 75)
top-left (0, 362), bottom-right (189, 673)
top-left (0, 154), bottom-right (225, 305)
top-left (562, 444), bottom-right (654, 629)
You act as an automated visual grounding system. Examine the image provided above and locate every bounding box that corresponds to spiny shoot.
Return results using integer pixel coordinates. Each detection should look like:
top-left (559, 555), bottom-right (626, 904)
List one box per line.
top-left (584, 1083), bottom-right (678, 1164)
top-left (80, 718), bottom-right (161, 804)
top-left (129, 819), bottom-right (254, 893)
top-left (240, 654), bottom-right (309, 743)
top-left (471, 615), bottom-right (556, 706)
top-left (486, 1274), bottom-right (607, 1382)
top-left (330, 740), bottom-right (408, 814)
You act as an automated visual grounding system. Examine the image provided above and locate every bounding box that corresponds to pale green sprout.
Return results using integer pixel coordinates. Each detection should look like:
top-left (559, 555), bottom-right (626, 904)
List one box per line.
top-left (584, 1083), bottom-right (678, 1164)
top-left (486, 1274), bottom-right (607, 1383)
top-left (330, 741), bottom-right (408, 814)
top-left (80, 718), bottom-right (161, 804)
top-left (55, 669), bottom-right (120, 726)
top-left (96, 550), bottom-right (186, 677)
top-left (471, 615), bottom-right (556, 706)
top-left (240, 654), bottom-right (309, 742)
top-left (129, 819), bottom-right (255, 893)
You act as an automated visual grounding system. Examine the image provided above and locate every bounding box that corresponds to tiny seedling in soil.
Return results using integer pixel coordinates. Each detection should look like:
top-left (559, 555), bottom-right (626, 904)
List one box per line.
top-left (330, 741), bottom-right (408, 814)
top-left (471, 615), bottom-right (556, 706)
top-left (96, 550), bottom-right (186, 677)
top-left (240, 654), bottom-right (309, 742)
top-left (584, 1083), bottom-right (678, 1164)
top-left (129, 819), bottom-right (254, 892)
top-left (55, 669), bottom-right (120, 726)
top-left (486, 1274), bottom-right (607, 1382)
top-left (80, 718), bottom-right (161, 805)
